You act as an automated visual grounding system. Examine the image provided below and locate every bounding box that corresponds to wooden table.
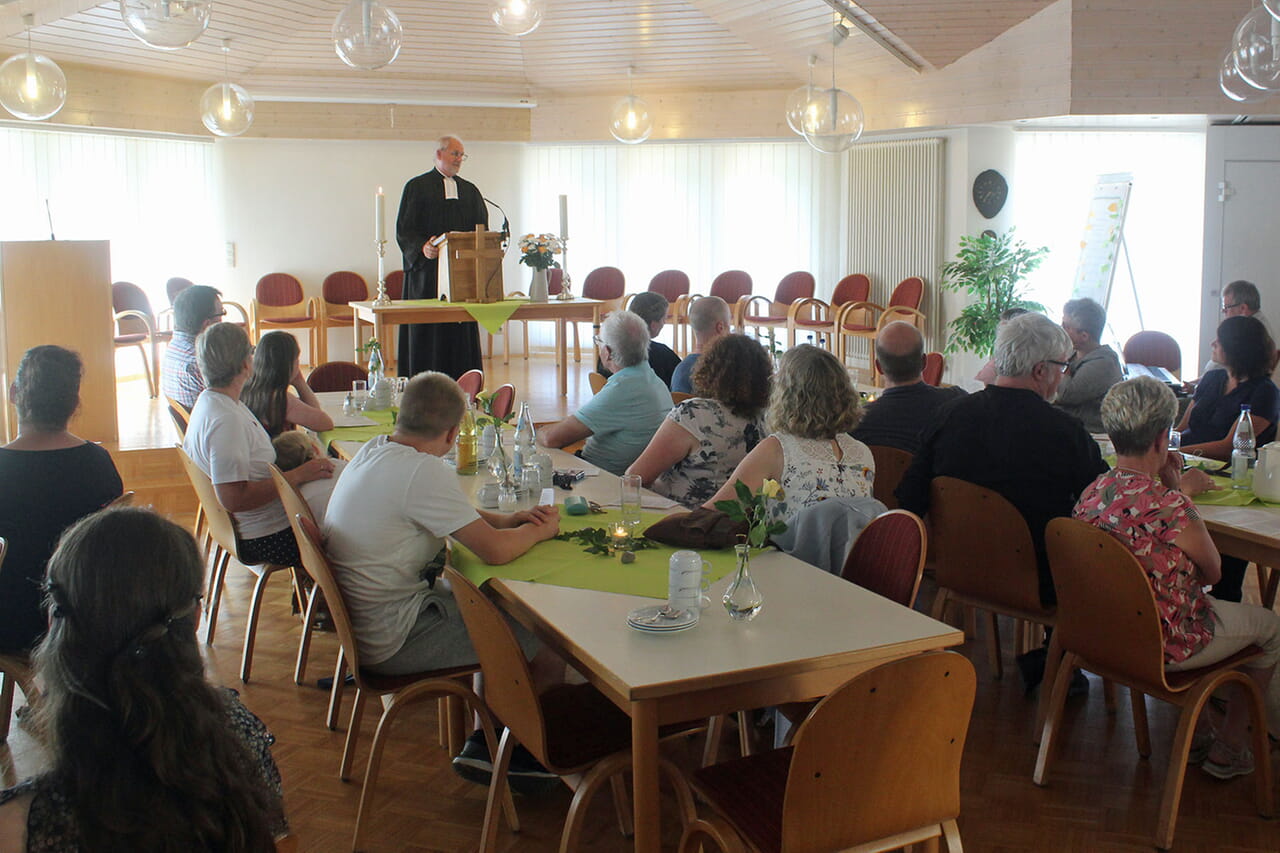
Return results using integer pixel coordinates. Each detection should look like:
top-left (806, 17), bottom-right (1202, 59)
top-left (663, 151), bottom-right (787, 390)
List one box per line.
top-left (1197, 504), bottom-right (1280, 604)
top-left (349, 298), bottom-right (602, 396)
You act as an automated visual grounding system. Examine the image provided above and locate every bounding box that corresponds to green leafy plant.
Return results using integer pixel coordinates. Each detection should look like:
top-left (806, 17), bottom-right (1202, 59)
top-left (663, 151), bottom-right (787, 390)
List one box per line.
top-left (473, 390), bottom-right (515, 429)
top-left (554, 527), bottom-right (658, 556)
top-left (939, 229), bottom-right (1048, 357)
top-left (714, 479), bottom-right (787, 548)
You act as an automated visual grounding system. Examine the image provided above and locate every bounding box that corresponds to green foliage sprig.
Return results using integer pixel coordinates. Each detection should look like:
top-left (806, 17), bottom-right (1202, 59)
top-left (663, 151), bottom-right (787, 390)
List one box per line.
top-left (554, 527), bottom-right (658, 556)
top-left (474, 390), bottom-right (516, 429)
top-left (714, 479), bottom-right (787, 548)
top-left (939, 229), bottom-right (1048, 358)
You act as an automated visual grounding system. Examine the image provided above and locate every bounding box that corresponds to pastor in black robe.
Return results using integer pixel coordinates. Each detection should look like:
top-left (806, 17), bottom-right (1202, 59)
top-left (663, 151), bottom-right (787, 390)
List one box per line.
top-left (395, 167), bottom-right (489, 378)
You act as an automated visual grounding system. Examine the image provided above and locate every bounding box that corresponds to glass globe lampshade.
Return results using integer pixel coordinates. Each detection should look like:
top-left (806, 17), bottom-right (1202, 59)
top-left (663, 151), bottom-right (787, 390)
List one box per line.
top-left (118, 0), bottom-right (210, 50)
top-left (1221, 50), bottom-right (1271, 103)
top-left (609, 94), bottom-right (653, 144)
top-left (784, 83), bottom-right (820, 136)
top-left (332, 0), bottom-right (403, 70)
top-left (1232, 6), bottom-right (1280, 93)
top-left (0, 52), bottom-right (68, 121)
top-left (800, 87), bottom-right (864, 154)
top-left (199, 81), bottom-right (254, 136)
top-left (1266, 0), bottom-right (1280, 23)
top-left (490, 0), bottom-right (545, 36)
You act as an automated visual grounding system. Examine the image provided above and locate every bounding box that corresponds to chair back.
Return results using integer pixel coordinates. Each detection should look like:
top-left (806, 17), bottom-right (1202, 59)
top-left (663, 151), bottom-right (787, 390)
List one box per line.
top-left (784, 651), bottom-right (975, 851)
top-left (165, 277), bottom-right (195, 305)
top-left (831, 273), bottom-right (871, 307)
top-left (1123, 331), bottom-right (1182, 377)
top-left (548, 267), bottom-right (564, 296)
top-left (709, 270), bottom-right (752, 304)
top-left (290, 513), bottom-right (372, 688)
top-left (922, 352), bottom-right (944, 386)
top-left (647, 269), bottom-right (690, 302)
top-left (582, 266), bottom-right (625, 301)
top-left (177, 446), bottom-right (241, 559)
top-left (112, 281), bottom-right (155, 336)
top-left (256, 273), bottom-right (305, 307)
top-left (588, 372), bottom-right (608, 395)
top-left (840, 509), bottom-right (926, 608)
top-left (166, 396), bottom-right (193, 438)
top-left (671, 391), bottom-right (693, 404)
top-left (929, 477), bottom-right (1045, 615)
top-left (270, 464), bottom-right (318, 532)
top-left (322, 271), bottom-right (369, 305)
top-left (444, 567), bottom-right (550, 759)
top-left (867, 444), bottom-right (912, 510)
top-left (307, 361), bottom-right (367, 393)
top-left (457, 369), bottom-right (484, 402)
top-left (774, 271), bottom-right (815, 306)
top-left (888, 277), bottom-right (925, 310)
top-left (104, 491), bottom-right (136, 510)
top-left (384, 269), bottom-right (405, 300)
top-left (490, 383), bottom-right (516, 420)
top-left (1045, 518), bottom-right (1169, 689)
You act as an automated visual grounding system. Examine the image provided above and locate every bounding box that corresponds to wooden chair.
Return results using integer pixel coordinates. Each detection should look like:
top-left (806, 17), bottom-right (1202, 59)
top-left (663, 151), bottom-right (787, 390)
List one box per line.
top-left (680, 651), bottom-right (976, 853)
top-left (291, 519), bottom-right (501, 852)
top-left (250, 273), bottom-right (320, 366)
top-left (588, 372), bottom-right (608, 395)
top-left (165, 395), bottom-right (192, 439)
top-left (499, 268), bottom-right (564, 363)
top-left (703, 270), bottom-right (753, 332)
top-left (1123, 330), bottom-right (1182, 378)
top-left (161, 276), bottom-right (249, 330)
top-left (381, 270), bottom-right (405, 371)
top-left (457, 368), bottom-right (484, 403)
top-left (835, 276), bottom-right (926, 363)
top-left (671, 391), bottom-right (693, 404)
top-left (306, 361), bottom-right (367, 394)
top-left (840, 509), bottom-right (927, 609)
top-left (317, 270), bottom-right (371, 364)
top-left (0, 536), bottom-right (42, 745)
top-left (922, 351), bottom-right (945, 386)
top-left (786, 272), bottom-right (870, 351)
top-left (1035, 518), bottom-right (1273, 850)
top-left (112, 280), bottom-right (163, 398)
top-left (267, 466), bottom-right (328, 687)
top-left (929, 476), bottom-right (1055, 680)
top-left (572, 266), bottom-right (626, 362)
top-left (624, 269), bottom-right (690, 350)
top-left (490, 383), bottom-right (516, 420)
top-left (444, 566), bottom-right (699, 852)
top-left (867, 444), bottom-right (912, 510)
top-left (105, 490), bottom-right (136, 509)
top-left (740, 271), bottom-right (815, 350)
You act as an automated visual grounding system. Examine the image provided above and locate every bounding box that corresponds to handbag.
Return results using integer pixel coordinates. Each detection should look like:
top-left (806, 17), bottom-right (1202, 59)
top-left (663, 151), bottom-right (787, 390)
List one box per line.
top-left (643, 506), bottom-right (747, 550)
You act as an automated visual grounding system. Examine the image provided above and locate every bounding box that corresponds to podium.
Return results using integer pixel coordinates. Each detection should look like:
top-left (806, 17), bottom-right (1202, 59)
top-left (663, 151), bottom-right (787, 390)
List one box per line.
top-left (438, 227), bottom-right (505, 303)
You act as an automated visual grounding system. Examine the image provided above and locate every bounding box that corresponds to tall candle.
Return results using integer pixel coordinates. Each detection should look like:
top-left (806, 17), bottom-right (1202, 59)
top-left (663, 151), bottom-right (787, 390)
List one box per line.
top-left (375, 186), bottom-right (385, 243)
top-left (559, 194), bottom-right (569, 241)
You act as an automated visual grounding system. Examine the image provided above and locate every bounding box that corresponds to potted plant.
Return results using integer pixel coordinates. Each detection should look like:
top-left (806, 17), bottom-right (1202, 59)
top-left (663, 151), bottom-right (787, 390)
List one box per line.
top-left (939, 229), bottom-right (1048, 357)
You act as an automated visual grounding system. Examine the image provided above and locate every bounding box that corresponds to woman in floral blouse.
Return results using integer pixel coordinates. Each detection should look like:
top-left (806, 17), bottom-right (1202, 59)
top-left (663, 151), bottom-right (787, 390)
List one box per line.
top-left (1074, 376), bottom-right (1280, 780)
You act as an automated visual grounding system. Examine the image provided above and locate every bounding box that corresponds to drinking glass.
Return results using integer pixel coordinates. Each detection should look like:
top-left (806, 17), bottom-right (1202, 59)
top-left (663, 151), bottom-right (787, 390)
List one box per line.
top-left (1168, 428), bottom-right (1182, 452)
top-left (620, 474), bottom-right (642, 534)
top-left (352, 380), bottom-right (369, 412)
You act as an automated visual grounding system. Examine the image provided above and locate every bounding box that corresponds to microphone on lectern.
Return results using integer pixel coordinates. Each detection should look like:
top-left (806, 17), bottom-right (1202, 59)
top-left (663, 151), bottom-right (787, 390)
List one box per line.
top-left (483, 197), bottom-right (510, 249)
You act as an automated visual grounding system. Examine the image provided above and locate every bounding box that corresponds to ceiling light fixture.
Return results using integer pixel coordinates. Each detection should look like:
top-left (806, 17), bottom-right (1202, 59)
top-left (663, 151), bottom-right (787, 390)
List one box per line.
top-left (490, 0), bottom-right (545, 36)
top-left (119, 0), bottom-right (211, 50)
top-left (801, 19), bottom-right (864, 155)
top-left (784, 56), bottom-right (820, 136)
top-left (1230, 6), bottom-right (1280, 93)
top-left (0, 14), bottom-right (68, 121)
top-left (333, 0), bottom-right (403, 70)
top-left (199, 39), bottom-right (254, 136)
top-left (1220, 50), bottom-right (1270, 102)
top-left (609, 66), bottom-right (653, 145)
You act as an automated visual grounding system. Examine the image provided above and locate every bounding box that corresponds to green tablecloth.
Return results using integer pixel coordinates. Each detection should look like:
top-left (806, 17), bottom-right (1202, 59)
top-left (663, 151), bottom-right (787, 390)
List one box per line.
top-left (451, 509), bottom-right (739, 599)
top-left (398, 298), bottom-right (528, 334)
top-left (317, 407), bottom-right (396, 450)
top-left (1192, 472), bottom-right (1280, 508)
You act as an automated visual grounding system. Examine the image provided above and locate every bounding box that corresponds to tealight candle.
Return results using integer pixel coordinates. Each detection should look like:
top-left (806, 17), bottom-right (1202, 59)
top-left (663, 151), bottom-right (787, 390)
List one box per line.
top-left (611, 524), bottom-right (630, 551)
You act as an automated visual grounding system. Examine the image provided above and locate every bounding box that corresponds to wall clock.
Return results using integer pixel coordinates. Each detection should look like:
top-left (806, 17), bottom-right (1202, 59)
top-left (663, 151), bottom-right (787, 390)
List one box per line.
top-left (972, 169), bottom-right (1008, 219)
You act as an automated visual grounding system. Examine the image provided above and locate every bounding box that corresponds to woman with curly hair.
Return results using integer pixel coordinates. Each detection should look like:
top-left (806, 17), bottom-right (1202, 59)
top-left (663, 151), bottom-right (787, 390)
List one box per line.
top-left (0, 507), bottom-right (287, 851)
top-left (241, 331), bottom-right (333, 438)
top-left (703, 343), bottom-right (874, 522)
top-left (1178, 314), bottom-right (1279, 460)
top-left (627, 334), bottom-right (772, 507)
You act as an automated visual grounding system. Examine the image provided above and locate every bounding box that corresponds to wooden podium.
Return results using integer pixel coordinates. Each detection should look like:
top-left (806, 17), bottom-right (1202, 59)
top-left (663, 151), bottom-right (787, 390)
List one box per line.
top-left (439, 227), bottom-right (505, 303)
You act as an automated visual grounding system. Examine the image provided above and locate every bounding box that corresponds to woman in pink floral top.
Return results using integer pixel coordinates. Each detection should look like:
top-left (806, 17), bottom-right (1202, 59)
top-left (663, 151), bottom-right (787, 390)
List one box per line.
top-left (1074, 376), bottom-right (1280, 781)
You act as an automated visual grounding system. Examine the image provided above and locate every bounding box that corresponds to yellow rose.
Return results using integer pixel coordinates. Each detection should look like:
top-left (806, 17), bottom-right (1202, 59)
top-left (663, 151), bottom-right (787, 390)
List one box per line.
top-left (761, 479), bottom-right (782, 499)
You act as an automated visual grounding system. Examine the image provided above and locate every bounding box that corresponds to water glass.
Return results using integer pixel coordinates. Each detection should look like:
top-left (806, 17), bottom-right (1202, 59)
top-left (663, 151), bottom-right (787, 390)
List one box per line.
top-left (620, 474), bottom-right (642, 533)
top-left (521, 466), bottom-right (542, 501)
top-left (1168, 428), bottom-right (1181, 452)
top-left (352, 380), bottom-right (369, 412)
top-left (497, 483), bottom-right (518, 513)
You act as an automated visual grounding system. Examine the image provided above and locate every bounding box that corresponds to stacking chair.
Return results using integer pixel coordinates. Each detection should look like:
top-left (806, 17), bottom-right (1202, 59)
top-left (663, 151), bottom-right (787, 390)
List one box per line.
top-left (0, 536), bottom-right (41, 745)
top-left (867, 444), bottom-right (912, 510)
top-left (740, 271), bottom-right (815, 350)
top-left (623, 269), bottom-right (690, 350)
top-left (786, 273), bottom-right (870, 352)
top-left (457, 368), bottom-right (484, 403)
top-left (835, 276), bottom-right (927, 363)
top-left (705, 270), bottom-right (753, 331)
top-left (445, 567), bottom-right (699, 853)
top-left (922, 351), bottom-right (945, 386)
top-left (588, 372), bottom-right (608, 395)
top-left (681, 651), bottom-right (976, 853)
top-left (112, 281), bottom-right (163, 398)
top-left (840, 509), bottom-right (927, 609)
top-left (1036, 518), bottom-right (1273, 850)
top-left (250, 273), bottom-right (320, 365)
top-left (571, 266), bottom-right (625, 362)
top-left (291, 519), bottom-right (501, 852)
top-left (380, 270), bottom-right (405, 371)
top-left (1123, 330), bottom-right (1182, 378)
top-left (317, 270), bottom-right (372, 364)
top-left (165, 395), bottom-right (193, 439)
top-left (306, 361), bottom-right (367, 394)
top-left (267, 466), bottom-right (328, 687)
top-left (490, 383), bottom-right (516, 420)
top-left (163, 276), bottom-right (248, 329)
top-left (499, 268), bottom-right (564, 363)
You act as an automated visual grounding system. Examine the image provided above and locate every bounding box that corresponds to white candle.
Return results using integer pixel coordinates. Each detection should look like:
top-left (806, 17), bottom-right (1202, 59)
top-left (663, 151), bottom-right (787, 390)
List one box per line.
top-left (375, 186), bottom-right (385, 243)
top-left (559, 194), bottom-right (569, 241)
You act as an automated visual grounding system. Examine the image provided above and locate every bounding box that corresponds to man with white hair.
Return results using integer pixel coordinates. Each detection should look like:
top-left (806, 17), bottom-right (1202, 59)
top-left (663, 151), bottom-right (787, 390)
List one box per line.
top-left (671, 296), bottom-right (732, 394)
top-left (540, 310), bottom-right (672, 474)
top-left (897, 312), bottom-right (1107, 610)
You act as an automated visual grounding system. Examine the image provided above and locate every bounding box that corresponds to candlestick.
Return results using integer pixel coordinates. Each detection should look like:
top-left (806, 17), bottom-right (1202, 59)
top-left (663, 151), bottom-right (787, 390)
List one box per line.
top-left (558, 193), bottom-right (569, 242)
top-left (375, 186), bottom-right (385, 244)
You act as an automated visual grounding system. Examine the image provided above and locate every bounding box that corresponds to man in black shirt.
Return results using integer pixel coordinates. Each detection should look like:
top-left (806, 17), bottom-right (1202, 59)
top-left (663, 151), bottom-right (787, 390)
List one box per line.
top-left (852, 321), bottom-right (966, 453)
top-left (597, 291), bottom-right (682, 388)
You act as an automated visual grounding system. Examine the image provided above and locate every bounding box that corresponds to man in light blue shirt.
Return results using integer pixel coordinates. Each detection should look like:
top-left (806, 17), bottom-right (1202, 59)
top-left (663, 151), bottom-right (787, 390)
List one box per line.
top-left (539, 310), bottom-right (672, 474)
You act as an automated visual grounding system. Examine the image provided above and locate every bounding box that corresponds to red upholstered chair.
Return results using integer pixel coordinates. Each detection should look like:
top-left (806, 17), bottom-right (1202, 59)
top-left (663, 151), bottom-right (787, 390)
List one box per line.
top-left (379, 270), bottom-right (406, 371)
top-left (112, 281), bottom-right (165, 398)
top-left (457, 368), bottom-right (484, 403)
top-left (498, 268), bottom-right (567, 364)
top-left (836, 276), bottom-right (927, 365)
top-left (840, 509), bottom-right (927, 608)
top-left (703, 269), bottom-right (753, 331)
top-left (318, 270), bottom-right (372, 364)
top-left (250, 273), bottom-right (320, 366)
top-left (572, 266), bottom-right (626, 362)
top-left (623, 269), bottom-right (690, 351)
top-left (1123, 331), bottom-right (1182, 379)
top-left (489, 383), bottom-right (516, 421)
top-left (162, 277), bottom-right (248, 331)
top-left (787, 273), bottom-right (870, 351)
top-left (384, 269), bottom-right (405, 299)
top-left (741, 271), bottom-right (815, 350)
top-left (307, 361), bottom-right (368, 394)
top-left (922, 351), bottom-right (945, 386)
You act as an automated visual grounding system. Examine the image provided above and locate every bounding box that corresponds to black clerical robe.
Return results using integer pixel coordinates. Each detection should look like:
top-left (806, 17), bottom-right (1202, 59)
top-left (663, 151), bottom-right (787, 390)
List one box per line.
top-left (395, 167), bottom-right (489, 378)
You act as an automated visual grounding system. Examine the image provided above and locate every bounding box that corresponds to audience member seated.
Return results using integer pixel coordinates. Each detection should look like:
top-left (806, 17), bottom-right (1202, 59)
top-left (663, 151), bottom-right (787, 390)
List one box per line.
top-left (0, 346), bottom-right (122, 656)
top-left (705, 344), bottom-right (874, 524)
top-left (598, 292), bottom-right (682, 388)
top-left (897, 312), bottom-right (1107, 608)
top-left (241, 331), bottom-right (334, 438)
top-left (973, 307), bottom-right (1029, 386)
top-left (852, 321), bottom-right (966, 452)
top-left (627, 334), bottom-right (771, 508)
top-left (1076, 377), bottom-right (1279, 780)
top-left (272, 430), bottom-right (346, 521)
top-left (540, 311), bottom-right (672, 475)
top-left (322, 372), bottom-right (563, 790)
top-left (184, 323), bottom-right (334, 567)
top-left (161, 284), bottom-right (224, 409)
top-left (1180, 314), bottom-right (1279, 460)
top-left (1203, 280), bottom-right (1274, 375)
top-left (0, 508), bottom-right (287, 849)
top-left (671, 296), bottom-right (731, 394)
top-left (1054, 297), bottom-right (1123, 433)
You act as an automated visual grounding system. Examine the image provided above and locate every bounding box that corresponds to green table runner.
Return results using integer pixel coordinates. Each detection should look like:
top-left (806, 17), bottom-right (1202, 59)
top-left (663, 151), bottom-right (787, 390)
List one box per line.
top-left (397, 299), bottom-right (528, 334)
top-left (317, 407), bottom-right (396, 450)
top-left (1192, 473), bottom-right (1280, 508)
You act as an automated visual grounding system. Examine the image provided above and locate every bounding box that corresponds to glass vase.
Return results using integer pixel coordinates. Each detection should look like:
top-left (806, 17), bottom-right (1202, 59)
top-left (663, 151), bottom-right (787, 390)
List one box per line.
top-left (723, 541), bottom-right (763, 621)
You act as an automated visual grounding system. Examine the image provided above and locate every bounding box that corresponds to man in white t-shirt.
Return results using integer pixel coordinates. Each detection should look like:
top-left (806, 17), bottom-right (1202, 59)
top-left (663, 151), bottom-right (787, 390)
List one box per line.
top-left (323, 371), bottom-right (561, 789)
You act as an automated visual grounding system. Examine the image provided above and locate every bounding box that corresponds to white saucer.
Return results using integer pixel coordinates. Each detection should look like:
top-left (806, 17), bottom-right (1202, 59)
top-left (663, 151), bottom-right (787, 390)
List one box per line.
top-left (627, 604), bottom-right (697, 633)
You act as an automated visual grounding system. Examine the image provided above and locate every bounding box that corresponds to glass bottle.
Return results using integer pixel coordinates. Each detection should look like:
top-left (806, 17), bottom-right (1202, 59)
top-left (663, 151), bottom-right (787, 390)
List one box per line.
top-left (1232, 404), bottom-right (1255, 490)
top-left (723, 536), bottom-right (763, 621)
top-left (513, 401), bottom-right (536, 480)
top-left (456, 400), bottom-right (479, 475)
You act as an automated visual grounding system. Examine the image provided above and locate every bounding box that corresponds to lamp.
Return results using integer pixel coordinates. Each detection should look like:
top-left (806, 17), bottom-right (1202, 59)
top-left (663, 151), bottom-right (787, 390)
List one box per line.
top-left (119, 0), bottom-right (210, 50)
top-left (1231, 6), bottom-right (1280, 93)
top-left (609, 67), bottom-right (653, 145)
top-left (199, 39), bottom-right (254, 136)
top-left (0, 15), bottom-right (67, 122)
top-left (784, 56), bottom-right (820, 136)
top-left (801, 19), bottom-right (864, 154)
top-left (332, 0), bottom-right (403, 70)
top-left (490, 0), bottom-right (545, 36)
top-left (1221, 50), bottom-right (1270, 102)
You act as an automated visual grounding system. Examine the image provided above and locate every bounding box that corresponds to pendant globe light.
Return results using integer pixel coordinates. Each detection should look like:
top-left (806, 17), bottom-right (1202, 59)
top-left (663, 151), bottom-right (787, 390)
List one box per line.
top-left (1221, 49), bottom-right (1271, 102)
top-left (609, 67), bottom-right (653, 145)
top-left (1266, 0), bottom-right (1280, 21)
top-left (784, 56), bottom-right (820, 136)
top-left (1231, 5), bottom-right (1280, 93)
top-left (0, 15), bottom-right (68, 121)
top-left (332, 0), bottom-right (403, 70)
top-left (119, 0), bottom-right (211, 50)
top-left (801, 21), bottom-right (864, 155)
top-left (490, 0), bottom-right (545, 36)
top-left (199, 40), bottom-right (254, 136)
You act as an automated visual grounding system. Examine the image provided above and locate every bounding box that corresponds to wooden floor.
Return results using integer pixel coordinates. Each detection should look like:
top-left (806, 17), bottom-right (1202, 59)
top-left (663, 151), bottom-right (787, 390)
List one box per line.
top-left (5, 350), bottom-right (1280, 852)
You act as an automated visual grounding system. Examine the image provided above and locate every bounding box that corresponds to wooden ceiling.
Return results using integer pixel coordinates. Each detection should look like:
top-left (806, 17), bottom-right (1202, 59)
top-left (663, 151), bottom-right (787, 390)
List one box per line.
top-left (0, 0), bottom-right (1057, 107)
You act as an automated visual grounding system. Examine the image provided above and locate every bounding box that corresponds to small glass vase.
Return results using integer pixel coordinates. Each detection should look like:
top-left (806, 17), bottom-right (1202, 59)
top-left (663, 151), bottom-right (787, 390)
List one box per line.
top-left (723, 539), bottom-right (763, 621)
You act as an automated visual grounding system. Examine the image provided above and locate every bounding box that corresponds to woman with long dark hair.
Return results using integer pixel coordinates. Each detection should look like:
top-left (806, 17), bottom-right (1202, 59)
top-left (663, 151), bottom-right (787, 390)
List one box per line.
top-left (0, 507), bottom-right (287, 850)
top-left (241, 331), bottom-right (333, 438)
top-left (1179, 314), bottom-right (1279, 459)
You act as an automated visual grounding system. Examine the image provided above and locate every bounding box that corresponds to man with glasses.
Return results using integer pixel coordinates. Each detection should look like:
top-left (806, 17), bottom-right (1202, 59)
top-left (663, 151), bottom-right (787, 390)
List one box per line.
top-left (1204, 280), bottom-right (1273, 376)
top-left (395, 135), bottom-right (489, 378)
top-left (162, 284), bottom-right (224, 409)
top-left (1054, 297), bottom-right (1123, 433)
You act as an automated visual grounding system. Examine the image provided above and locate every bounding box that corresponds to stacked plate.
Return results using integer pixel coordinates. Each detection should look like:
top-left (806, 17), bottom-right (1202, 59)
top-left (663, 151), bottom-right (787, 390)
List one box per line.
top-left (627, 604), bottom-right (697, 633)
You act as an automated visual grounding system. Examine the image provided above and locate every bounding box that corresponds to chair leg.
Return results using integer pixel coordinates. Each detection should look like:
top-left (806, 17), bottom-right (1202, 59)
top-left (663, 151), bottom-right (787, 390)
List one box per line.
top-left (984, 611), bottom-right (1002, 680)
top-left (0, 671), bottom-right (13, 742)
top-left (609, 773), bottom-right (634, 839)
top-left (239, 567), bottom-right (276, 683)
top-left (479, 728), bottom-right (519, 853)
top-left (340, 688), bottom-right (368, 782)
top-left (1257, 563), bottom-right (1279, 609)
top-left (572, 322), bottom-right (581, 363)
top-left (679, 816), bottom-right (747, 853)
top-left (941, 818), bottom-right (963, 852)
top-left (560, 750), bottom-right (631, 851)
top-left (204, 550), bottom-right (230, 645)
top-left (1130, 688), bottom-right (1151, 757)
top-left (1033, 651), bottom-right (1078, 786)
top-left (1155, 694), bottom-right (1203, 850)
top-left (735, 709), bottom-right (753, 757)
top-left (326, 649), bottom-right (347, 731)
top-left (293, 581), bottom-right (321, 685)
top-left (1036, 630), bottom-right (1065, 739)
top-left (702, 713), bottom-right (726, 767)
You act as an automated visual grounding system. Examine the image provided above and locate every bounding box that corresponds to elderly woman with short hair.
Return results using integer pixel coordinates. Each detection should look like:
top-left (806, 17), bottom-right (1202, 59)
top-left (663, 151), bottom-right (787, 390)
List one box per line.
top-left (1075, 376), bottom-right (1280, 780)
top-left (1054, 297), bottom-right (1123, 433)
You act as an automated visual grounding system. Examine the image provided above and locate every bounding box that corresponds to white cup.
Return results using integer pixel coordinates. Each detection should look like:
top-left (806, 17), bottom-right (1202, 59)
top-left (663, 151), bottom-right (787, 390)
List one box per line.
top-left (668, 550), bottom-right (711, 615)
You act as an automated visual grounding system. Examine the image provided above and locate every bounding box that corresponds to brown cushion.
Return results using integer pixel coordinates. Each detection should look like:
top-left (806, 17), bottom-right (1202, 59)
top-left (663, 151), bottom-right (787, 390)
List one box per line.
top-left (261, 315), bottom-right (312, 325)
top-left (644, 507), bottom-right (746, 550)
top-left (692, 747), bottom-right (793, 853)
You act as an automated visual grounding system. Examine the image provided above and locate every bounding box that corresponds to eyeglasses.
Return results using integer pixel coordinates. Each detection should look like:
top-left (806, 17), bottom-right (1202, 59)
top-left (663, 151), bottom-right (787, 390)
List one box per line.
top-left (208, 309), bottom-right (227, 320)
top-left (1044, 359), bottom-right (1070, 374)
top-left (443, 149), bottom-right (468, 161)
top-left (1223, 302), bottom-right (1241, 312)
top-left (592, 335), bottom-right (604, 347)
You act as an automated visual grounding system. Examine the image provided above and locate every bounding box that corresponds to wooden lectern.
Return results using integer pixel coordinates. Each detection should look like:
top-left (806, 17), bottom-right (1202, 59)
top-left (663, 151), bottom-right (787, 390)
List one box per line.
top-left (439, 226), bottom-right (505, 303)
